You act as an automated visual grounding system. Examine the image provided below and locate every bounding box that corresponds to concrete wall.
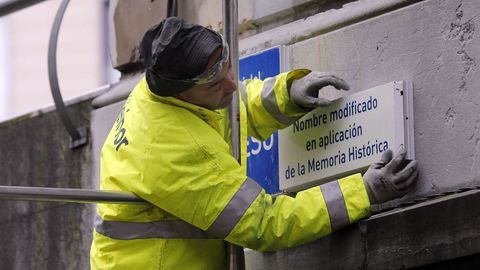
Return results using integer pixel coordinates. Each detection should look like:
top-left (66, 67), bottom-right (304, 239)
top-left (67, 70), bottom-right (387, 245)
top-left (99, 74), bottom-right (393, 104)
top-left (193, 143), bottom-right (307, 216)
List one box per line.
top-left (0, 100), bottom-right (95, 269)
top-left (287, 0), bottom-right (480, 197)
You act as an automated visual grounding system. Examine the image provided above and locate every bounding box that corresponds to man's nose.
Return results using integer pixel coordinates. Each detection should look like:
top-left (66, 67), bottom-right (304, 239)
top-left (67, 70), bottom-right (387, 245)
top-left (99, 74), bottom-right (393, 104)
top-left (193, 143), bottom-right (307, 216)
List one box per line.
top-left (225, 70), bottom-right (237, 93)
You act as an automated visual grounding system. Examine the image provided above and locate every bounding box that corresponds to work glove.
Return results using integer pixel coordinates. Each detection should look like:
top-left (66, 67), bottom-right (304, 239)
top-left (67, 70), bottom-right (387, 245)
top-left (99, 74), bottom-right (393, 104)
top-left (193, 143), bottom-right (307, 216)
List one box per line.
top-left (363, 149), bottom-right (419, 205)
top-left (289, 72), bottom-right (350, 109)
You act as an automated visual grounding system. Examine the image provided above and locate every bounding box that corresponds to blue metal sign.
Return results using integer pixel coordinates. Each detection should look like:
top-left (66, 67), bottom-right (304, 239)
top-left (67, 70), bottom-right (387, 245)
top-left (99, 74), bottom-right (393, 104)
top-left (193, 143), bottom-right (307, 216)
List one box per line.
top-left (240, 47), bottom-right (281, 194)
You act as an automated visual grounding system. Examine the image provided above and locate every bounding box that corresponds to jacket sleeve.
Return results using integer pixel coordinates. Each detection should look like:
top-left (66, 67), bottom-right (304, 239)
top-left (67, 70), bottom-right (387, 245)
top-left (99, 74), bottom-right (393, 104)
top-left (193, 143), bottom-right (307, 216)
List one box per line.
top-left (224, 173), bottom-right (371, 251)
top-left (204, 146), bottom-right (371, 252)
top-left (241, 69), bottom-right (311, 141)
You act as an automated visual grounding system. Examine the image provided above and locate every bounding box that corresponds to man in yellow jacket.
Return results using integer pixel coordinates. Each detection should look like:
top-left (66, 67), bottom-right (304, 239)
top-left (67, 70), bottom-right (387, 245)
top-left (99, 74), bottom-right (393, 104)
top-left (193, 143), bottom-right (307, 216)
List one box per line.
top-left (90, 17), bottom-right (418, 269)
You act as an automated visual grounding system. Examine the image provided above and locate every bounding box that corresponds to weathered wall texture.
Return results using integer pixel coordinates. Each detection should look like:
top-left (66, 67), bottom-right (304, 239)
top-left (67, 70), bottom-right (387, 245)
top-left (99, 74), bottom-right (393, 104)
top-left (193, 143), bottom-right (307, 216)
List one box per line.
top-left (289, 0), bottom-right (480, 197)
top-left (109, 0), bottom-right (168, 71)
top-left (109, 0), bottom-right (255, 70)
top-left (0, 101), bottom-right (95, 269)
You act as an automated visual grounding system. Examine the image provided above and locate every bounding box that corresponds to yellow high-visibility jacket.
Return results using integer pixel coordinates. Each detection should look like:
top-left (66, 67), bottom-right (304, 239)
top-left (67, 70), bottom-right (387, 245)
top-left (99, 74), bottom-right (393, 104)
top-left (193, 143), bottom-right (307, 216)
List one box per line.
top-left (90, 70), bottom-right (371, 270)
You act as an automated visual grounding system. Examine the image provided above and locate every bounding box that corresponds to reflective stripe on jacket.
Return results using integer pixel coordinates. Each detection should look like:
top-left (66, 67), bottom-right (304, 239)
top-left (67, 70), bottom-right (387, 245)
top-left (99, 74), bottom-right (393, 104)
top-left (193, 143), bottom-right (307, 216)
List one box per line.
top-left (90, 70), bottom-right (371, 270)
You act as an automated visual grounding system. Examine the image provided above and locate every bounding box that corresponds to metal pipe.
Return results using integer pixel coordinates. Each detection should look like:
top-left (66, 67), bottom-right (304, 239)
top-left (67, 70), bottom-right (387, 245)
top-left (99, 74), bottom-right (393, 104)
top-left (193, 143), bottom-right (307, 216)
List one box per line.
top-left (223, 1), bottom-right (244, 269)
top-left (48, 0), bottom-right (88, 148)
top-left (0, 185), bottom-right (145, 204)
top-left (0, 0), bottom-right (46, 17)
top-left (167, 0), bottom-right (177, 17)
top-left (223, 0), bottom-right (240, 161)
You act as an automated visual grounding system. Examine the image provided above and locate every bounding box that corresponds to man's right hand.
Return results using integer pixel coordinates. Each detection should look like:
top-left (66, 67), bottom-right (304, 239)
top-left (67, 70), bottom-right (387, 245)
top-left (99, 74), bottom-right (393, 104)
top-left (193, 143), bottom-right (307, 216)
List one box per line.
top-left (289, 72), bottom-right (350, 109)
top-left (363, 149), bottom-right (419, 205)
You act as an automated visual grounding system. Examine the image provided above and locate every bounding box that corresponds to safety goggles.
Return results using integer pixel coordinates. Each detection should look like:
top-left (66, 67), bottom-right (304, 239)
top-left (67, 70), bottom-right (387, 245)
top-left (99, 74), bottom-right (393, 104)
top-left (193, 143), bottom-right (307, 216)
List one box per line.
top-left (154, 32), bottom-right (230, 85)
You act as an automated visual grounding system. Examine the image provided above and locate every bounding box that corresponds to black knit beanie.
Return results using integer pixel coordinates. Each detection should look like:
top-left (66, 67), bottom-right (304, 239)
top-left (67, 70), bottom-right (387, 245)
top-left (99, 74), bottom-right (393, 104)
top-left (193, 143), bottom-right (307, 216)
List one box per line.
top-left (139, 17), bottom-right (223, 96)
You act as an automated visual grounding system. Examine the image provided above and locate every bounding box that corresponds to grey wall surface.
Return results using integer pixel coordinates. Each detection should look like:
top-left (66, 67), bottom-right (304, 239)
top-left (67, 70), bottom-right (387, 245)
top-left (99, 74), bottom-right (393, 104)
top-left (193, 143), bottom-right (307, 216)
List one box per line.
top-left (288, 0), bottom-right (480, 197)
top-left (0, 101), bottom-right (95, 269)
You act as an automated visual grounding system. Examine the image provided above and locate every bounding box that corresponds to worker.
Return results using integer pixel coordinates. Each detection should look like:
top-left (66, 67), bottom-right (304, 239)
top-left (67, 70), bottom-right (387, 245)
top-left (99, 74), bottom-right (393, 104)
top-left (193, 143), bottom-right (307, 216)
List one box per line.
top-left (90, 17), bottom-right (418, 270)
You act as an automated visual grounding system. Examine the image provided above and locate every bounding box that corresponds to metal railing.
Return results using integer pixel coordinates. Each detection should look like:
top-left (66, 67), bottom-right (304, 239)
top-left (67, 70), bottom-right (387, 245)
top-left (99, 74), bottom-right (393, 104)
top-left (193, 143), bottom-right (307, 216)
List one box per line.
top-left (0, 185), bottom-right (145, 204)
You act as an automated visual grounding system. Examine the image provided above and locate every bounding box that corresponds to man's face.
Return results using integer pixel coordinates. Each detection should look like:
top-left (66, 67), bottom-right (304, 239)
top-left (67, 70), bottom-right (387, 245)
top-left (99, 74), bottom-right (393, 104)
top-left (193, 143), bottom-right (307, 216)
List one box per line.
top-left (175, 50), bottom-right (237, 110)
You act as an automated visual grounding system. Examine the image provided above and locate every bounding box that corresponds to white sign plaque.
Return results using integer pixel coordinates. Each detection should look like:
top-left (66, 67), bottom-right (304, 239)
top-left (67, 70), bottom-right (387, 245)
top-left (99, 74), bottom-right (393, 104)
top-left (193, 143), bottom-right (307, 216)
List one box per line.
top-left (279, 81), bottom-right (414, 191)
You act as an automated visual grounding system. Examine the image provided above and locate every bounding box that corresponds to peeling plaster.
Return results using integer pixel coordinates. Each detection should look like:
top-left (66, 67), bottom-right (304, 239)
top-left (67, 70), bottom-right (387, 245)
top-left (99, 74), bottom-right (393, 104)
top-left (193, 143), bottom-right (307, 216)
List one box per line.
top-left (447, 2), bottom-right (477, 92)
top-left (444, 107), bottom-right (457, 126)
